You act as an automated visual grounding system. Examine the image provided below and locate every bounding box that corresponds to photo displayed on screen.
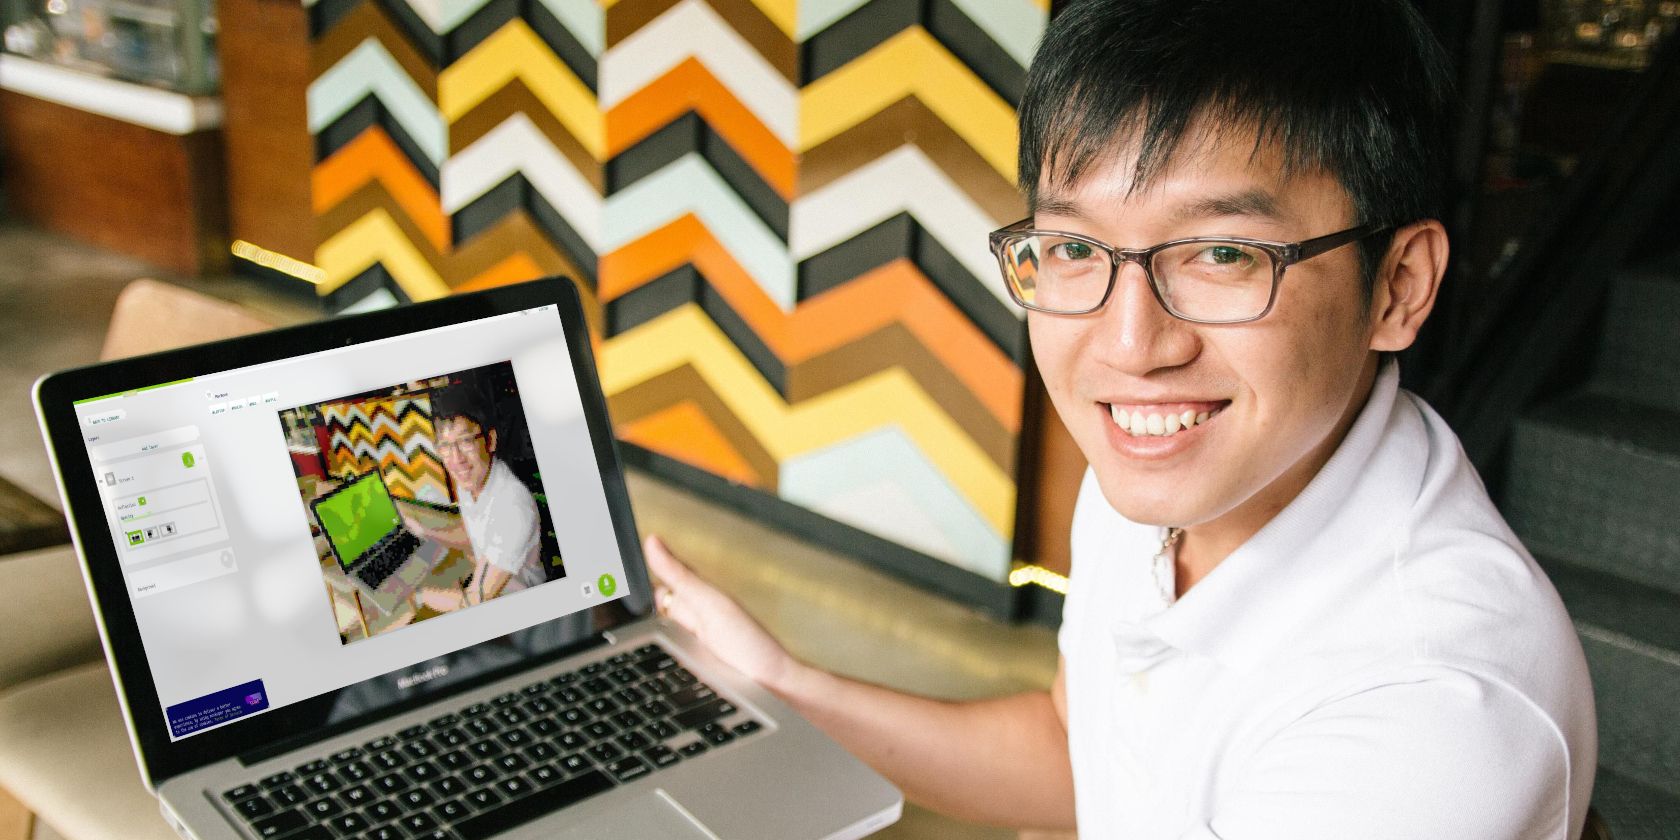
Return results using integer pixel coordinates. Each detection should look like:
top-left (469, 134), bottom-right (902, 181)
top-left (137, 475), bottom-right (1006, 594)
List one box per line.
top-left (278, 361), bottom-right (565, 645)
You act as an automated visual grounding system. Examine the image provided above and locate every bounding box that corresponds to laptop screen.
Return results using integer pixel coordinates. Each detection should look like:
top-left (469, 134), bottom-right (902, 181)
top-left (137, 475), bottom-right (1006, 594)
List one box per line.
top-left (62, 297), bottom-right (644, 747)
top-left (315, 473), bottom-right (401, 570)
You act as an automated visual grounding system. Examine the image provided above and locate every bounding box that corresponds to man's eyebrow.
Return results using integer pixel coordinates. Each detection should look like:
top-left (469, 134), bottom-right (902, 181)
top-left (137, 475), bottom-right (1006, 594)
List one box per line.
top-left (1028, 195), bottom-right (1089, 221)
top-left (1170, 189), bottom-right (1293, 224)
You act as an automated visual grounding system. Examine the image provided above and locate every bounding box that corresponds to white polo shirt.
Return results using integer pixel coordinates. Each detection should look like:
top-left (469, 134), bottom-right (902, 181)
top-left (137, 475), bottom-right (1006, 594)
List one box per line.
top-left (458, 458), bottom-right (546, 596)
top-left (1060, 361), bottom-right (1597, 839)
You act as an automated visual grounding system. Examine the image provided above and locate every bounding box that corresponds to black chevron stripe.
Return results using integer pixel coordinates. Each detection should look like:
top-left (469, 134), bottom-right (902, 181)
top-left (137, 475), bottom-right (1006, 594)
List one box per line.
top-left (310, 0), bottom-right (444, 65)
top-left (450, 174), bottom-right (600, 285)
top-left (604, 264), bottom-right (788, 397)
top-left (442, 0), bottom-right (598, 91)
top-left (315, 95), bottom-right (441, 189)
top-left (604, 112), bottom-right (789, 242)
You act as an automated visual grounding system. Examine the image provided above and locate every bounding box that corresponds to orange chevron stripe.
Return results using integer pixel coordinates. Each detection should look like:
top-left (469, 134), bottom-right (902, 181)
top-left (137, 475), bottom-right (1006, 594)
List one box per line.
top-left (455, 253), bottom-right (548, 292)
top-left (313, 127), bottom-right (450, 252)
top-left (599, 214), bottom-right (1021, 430)
top-left (604, 57), bottom-right (794, 199)
top-left (619, 399), bottom-right (764, 487)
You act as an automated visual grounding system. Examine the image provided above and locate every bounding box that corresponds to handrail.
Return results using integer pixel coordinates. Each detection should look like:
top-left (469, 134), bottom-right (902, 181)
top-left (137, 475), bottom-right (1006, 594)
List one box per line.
top-left (1419, 32), bottom-right (1680, 482)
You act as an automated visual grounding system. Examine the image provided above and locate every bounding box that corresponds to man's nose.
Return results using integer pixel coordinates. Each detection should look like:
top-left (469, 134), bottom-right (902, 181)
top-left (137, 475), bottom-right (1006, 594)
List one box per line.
top-left (1088, 261), bottom-right (1197, 374)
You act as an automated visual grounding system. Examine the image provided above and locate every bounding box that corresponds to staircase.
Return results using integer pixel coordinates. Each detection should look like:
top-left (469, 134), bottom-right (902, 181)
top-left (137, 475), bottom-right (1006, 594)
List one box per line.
top-left (1504, 258), bottom-right (1680, 839)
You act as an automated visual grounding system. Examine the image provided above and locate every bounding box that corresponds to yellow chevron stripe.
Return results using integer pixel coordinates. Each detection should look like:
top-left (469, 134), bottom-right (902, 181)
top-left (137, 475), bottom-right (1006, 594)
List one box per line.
top-left (601, 304), bottom-right (1014, 535)
top-left (799, 27), bottom-right (1017, 183)
top-left (440, 20), bottom-right (605, 161)
top-left (316, 209), bottom-right (452, 300)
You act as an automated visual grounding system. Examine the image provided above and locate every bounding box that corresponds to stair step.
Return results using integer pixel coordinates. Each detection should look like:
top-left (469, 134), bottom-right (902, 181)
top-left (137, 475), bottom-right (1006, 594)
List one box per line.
top-left (1506, 394), bottom-right (1680, 596)
top-left (1540, 557), bottom-right (1680, 797)
top-left (1596, 265), bottom-right (1680, 412)
top-left (1591, 768), bottom-right (1680, 840)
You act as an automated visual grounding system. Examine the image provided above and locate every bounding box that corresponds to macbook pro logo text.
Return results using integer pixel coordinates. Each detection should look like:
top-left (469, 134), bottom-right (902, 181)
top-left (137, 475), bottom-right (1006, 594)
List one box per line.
top-left (397, 665), bottom-right (449, 691)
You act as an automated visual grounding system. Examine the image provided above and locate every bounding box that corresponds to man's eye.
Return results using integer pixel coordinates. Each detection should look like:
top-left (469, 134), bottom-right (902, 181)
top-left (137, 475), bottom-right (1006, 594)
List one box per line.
top-left (1051, 242), bottom-right (1095, 260)
top-left (1196, 245), bottom-right (1253, 267)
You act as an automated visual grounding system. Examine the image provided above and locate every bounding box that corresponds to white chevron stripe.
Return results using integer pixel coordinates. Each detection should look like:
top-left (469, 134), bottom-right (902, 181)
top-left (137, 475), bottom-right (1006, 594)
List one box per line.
top-left (437, 0), bottom-right (604, 57)
top-left (442, 113), bottom-right (604, 250)
top-left (796, 0), bottom-right (869, 40)
top-left (947, 0), bottom-right (1043, 68)
top-left (598, 0), bottom-right (797, 147)
top-left (604, 154), bottom-right (795, 310)
top-left (307, 38), bottom-right (446, 166)
top-left (789, 144), bottom-right (1014, 311)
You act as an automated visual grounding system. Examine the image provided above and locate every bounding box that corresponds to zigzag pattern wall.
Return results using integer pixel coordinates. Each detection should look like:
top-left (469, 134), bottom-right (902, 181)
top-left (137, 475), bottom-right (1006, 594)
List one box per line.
top-left (319, 397), bottom-right (452, 504)
top-left (306, 0), bottom-right (1046, 582)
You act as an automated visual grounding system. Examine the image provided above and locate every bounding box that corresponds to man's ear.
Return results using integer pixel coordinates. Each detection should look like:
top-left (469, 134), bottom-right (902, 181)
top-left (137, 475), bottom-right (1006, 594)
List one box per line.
top-left (1369, 219), bottom-right (1448, 352)
top-left (485, 428), bottom-right (498, 456)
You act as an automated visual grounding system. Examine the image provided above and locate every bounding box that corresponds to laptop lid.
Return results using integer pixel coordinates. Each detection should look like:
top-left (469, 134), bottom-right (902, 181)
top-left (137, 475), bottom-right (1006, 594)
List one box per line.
top-left (34, 278), bottom-right (654, 788)
top-left (313, 471), bottom-right (402, 571)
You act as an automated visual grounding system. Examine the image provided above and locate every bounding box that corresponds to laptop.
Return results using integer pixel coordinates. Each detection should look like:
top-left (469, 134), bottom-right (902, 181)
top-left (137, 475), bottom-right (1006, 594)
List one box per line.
top-left (312, 470), bottom-right (427, 616)
top-left (34, 278), bottom-right (902, 840)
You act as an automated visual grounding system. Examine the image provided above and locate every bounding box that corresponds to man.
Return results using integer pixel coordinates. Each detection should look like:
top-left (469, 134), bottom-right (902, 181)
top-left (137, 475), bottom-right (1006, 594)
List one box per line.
top-left (410, 384), bottom-right (546, 610)
top-left (646, 0), bottom-right (1597, 836)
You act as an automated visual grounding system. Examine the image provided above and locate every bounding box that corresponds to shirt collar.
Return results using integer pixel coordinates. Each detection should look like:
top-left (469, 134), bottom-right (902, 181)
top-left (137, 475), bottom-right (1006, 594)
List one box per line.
top-left (1138, 359), bottom-right (1427, 672)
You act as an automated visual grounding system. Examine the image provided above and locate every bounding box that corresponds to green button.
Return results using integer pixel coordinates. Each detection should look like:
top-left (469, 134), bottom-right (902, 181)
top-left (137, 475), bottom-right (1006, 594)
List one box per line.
top-left (181, 452), bottom-right (195, 468)
top-left (137, 496), bottom-right (147, 506)
top-left (596, 573), bottom-right (617, 597)
top-left (126, 530), bottom-right (144, 546)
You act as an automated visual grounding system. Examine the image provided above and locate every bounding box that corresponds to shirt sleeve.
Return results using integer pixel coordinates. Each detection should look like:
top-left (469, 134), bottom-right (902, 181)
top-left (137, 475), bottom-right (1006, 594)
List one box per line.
top-left (1181, 667), bottom-right (1573, 840)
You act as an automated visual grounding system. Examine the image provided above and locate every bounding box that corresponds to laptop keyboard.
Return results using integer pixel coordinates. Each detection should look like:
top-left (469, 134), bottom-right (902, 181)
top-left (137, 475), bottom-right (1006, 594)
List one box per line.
top-left (353, 530), bottom-right (421, 590)
top-left (219, 643), bottom-right (764, 840)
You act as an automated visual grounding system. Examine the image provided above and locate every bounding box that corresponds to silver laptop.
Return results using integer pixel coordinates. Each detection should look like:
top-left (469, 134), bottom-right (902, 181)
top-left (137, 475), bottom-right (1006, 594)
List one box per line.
top-left (34, 278), bottom-right (902, 840)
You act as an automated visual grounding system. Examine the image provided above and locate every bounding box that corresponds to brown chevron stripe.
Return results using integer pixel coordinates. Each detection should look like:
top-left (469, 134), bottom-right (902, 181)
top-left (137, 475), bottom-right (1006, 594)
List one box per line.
top-left (311, 0), bottom-right (438, 100)
top-left (786, 322), bottom-right (1015, 474)
top-left (606, 362), bottom-right (780, 489)
top-left (605, 0), bottom-right (796, 84)
top-left (448, 78), bottom-right (603, 192)
top-left (799, 95), bottom-right (1021, 224)
top-left (449, 213), bottom-right (603, 336)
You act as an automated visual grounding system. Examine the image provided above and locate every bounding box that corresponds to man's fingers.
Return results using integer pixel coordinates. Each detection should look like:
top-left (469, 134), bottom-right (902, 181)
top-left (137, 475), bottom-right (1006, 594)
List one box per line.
top-left (644, 534), bottom-right (692, 587)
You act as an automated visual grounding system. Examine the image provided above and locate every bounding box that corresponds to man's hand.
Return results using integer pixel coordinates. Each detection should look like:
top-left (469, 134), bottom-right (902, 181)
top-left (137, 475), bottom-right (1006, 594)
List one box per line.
top-left (416, 585), bottom-right (465, 613)
top-left (643, 535), bottom-right (801, 693)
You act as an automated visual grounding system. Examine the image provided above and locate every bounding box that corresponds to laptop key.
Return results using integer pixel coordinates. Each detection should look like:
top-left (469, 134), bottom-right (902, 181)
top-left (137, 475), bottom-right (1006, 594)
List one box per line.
top-left (643, 745), bottom-right (680, 768)
top-left (529, 763), bottom-right (562, 786)
top-left (432, 776), bottom-right (467, 797)
top-left (558, 753), bottom-right (590, 774)
top-left (646, 720), bottom-right (679, 741)
top-left (606, 757), bottom-right (651, 783)
top-left (612, 710), bottom-right (644, 729)
top-left (367, 825), bottom-right (404, 840)
top-left (498, 729), bottom-right (531, 748)
top-left (328, 811), bottom-right (370, 833)
top-left (302, 772), bottom-right (340, 795)
top-left (366, 735), bottom-right (399, 751)
top-left (616, 731), bottom-right (651, 751)
top-left (373, 772), bottom-right (411, 795)
top-left (438, 750), bottom-right (472, 771)
top-left (733, 720), bottom-right (763, 737)
top-left (464, 787), bottom-right (504, 810)
top-left (329, 746), bottom-right (363, 763)
top-left (401, 811), bottom-right (441, 833)
top-left (428, 712), bottom-right (461, 729)
top-left (463, 718), bottom-right (498, 738)
top-left (673, 699), bottom-right (736, 730)
top-left (365, 800), bottom-right (402, 822)
top-left (524, 697), bottom-right (556, 715)
top-left (223, 783), bottom-right (260, 802)
top-left (640, 699), bottom-right (674, 719)
top-left (249, 809), bottom-right (307, 838)
top-left (462, 702), bottom-right (491, 718)
top-left (232, 796), bottom-right (273, 819)
top-left (402, 740), bottom-right (436, 760)
top-left (523, 742), bottom-right (558, 761)
top-left (399, 787), bottom-right (437, 810)
top-left (398, 724), bottom-right (428, 740)
top-left (451, 770), bottom-right (614, 840)
top-left (523, 681), bottom-right (549, 697)
top-left (558, 708), bottom-right (589, 727)
top-left (582, 721), bottom-right (616, 741)
top-left (581, 677), bottom-right (613, 695)
top-left (635, 655), bottom-right (679, 675)
top-left (494, 753), bottom-right (529, 773)
top-left (495, 776), bottom-right (533, 799)
top-left (303, 797), bottom-right (342, 819)
top-left (435, 798), bottom-right (471, 821)
top-left (558, 731), bottom-right (587, 751)
top-left (468, 740), bottom-right (504, 759)
top-left (340, 784), bottom-right (374, 807)
top-left (678, 741), bottom-right (708, 757)
top-left (405, 761), bottom-right (442, 783)
top-left (464, 764), bottom-right (499, 786)
top-left (339, 760), bottom-right (374, 781)
top-left (296, 758), bottom-right (330, 775)
top-left (259, 771), bottom-right (295, 789)
top-left (530, 718), bottom-right (561, 738)
top-left (586, 743), bottom-right (622, 763)
top-left (583, 698), bottom-right (618, 716)
top-left (493, 691), bottom-right (521, 706)
top-left (272, 826), bottom-right (330, 840)
top-left (372, 749), bottom-right (408, 770)
top-left (434, 727), bottom-right (469, 748)
top-left (666, 685), bottom-right (715, 711)
top-left (272, 784), bottom-right (309, 807)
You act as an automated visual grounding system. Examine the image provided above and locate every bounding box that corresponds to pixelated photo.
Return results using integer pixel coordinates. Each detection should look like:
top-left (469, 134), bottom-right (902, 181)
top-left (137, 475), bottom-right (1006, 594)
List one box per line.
top-left (278, 362), bottom-right (565, 644)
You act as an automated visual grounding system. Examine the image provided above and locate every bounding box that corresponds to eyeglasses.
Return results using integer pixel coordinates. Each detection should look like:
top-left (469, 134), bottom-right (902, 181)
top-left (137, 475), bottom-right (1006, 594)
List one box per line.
top-left (987, 220), bottom-right (1392, 323)
top-left (436, 433), bottom-right (486, 456)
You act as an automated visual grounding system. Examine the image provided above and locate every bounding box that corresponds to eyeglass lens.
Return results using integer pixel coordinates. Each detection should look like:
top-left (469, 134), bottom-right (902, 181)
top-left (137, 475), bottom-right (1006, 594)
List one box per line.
top-left (999, 234), bottom-right (1276, 321)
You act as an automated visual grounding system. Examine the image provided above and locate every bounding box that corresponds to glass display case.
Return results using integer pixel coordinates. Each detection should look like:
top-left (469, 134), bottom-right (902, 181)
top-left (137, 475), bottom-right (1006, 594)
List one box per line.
top-left (1, 0), bottom-right (216, 93)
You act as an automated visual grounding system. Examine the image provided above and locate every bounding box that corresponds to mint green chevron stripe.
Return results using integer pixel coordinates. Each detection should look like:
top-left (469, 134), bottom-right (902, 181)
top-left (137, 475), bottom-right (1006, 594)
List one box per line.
top-left (604, 153), bottom-right (794, 310)
top-left (796, 0), bottom-right (870, 41)
top-left (948, 0), bottom-right (1043, 68)
top-left (307, 38), bottom-right (445, 165)
top-left (781, 426), bottom-right (1011, 580)
top-left (438, 0), bottom-right (602, 56)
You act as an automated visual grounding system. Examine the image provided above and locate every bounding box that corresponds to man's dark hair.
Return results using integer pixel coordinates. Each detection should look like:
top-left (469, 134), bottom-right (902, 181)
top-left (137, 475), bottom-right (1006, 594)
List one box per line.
top-left (1018, 0), bottom-right (1456, 290)
top-left (430, 383), bottom-right (496, 436)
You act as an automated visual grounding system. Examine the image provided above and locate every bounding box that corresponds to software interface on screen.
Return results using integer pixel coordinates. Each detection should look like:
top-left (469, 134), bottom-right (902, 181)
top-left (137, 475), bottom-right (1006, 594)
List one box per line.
top-left (70, 305), bottom-right (631, 740)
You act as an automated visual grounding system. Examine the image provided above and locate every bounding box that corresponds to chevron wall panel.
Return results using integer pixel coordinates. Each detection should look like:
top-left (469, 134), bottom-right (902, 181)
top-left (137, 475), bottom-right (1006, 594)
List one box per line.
top-left (318, 396), bottom-right (453, 504)
top-left (306, 0), bottom-right (1049, 596)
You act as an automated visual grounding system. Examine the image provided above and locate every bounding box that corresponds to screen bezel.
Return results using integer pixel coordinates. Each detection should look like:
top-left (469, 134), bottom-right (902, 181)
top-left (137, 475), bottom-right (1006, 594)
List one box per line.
top-left (34, 277), bottom-right (653, 785)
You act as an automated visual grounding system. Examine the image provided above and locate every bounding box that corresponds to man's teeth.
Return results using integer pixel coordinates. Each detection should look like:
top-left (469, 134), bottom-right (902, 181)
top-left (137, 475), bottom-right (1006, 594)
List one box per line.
top-left (1109, 406), bottom-right (1216, 437)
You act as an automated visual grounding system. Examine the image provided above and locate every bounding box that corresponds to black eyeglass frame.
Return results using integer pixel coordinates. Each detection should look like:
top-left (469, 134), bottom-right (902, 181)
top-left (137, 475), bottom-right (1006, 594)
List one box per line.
top-left (986, 219), bottom-right (1394, 324)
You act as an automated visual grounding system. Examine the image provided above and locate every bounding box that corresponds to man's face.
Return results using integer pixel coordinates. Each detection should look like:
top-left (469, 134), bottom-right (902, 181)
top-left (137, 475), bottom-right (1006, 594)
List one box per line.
top-left (437, 416), bottom-right (493, 496)
top-left (1029, 128), bottom-right (1385, 534)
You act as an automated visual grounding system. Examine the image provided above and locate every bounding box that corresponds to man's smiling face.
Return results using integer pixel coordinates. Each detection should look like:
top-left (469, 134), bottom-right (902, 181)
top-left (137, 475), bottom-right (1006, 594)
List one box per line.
top-left (1029, 127), bottom-right (1386, 536)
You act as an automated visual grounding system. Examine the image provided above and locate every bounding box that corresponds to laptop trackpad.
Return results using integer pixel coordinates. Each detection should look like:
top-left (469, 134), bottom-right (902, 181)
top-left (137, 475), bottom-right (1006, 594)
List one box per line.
top-left (551, 790), bottom-right (717, 840)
